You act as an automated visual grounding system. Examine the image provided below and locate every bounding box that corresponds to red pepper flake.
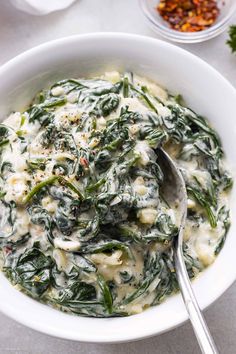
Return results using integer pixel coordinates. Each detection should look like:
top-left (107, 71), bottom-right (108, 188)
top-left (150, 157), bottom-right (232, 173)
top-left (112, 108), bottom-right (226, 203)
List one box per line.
top-left (4, 246), bottom-right (12, 255)
top-left (80, 157), bottom-right (89, 168)
top-left (157, 0), bottom-right (220, 32)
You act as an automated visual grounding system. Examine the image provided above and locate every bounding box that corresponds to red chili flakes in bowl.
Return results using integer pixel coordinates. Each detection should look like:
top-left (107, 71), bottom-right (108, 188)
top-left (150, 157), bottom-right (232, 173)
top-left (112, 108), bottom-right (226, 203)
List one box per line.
top-left (157, 0), bottom-right (220, 32)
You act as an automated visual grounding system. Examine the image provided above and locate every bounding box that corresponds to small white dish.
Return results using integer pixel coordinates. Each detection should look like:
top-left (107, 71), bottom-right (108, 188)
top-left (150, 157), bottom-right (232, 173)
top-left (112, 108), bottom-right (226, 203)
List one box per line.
top-left (9, 0), bottom-right (77, 15)
top-left (0, 33), bottom-right (236, 343)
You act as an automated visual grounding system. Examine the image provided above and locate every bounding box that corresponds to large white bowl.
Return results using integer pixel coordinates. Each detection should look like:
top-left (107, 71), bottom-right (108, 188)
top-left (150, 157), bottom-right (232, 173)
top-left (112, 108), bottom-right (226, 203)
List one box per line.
top-left (0, 33), bottom-right (236, 343)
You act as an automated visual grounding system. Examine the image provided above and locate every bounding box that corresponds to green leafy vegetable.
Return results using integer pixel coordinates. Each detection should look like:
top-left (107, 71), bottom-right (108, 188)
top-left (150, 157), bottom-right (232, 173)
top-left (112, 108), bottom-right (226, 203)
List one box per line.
top-left (97, 275), bottom-right (113, 314)
top-left (23, 176), bottom-right (84, 204)
top-left (5, 246), bottom-right (54, 297)
top-left (227, 25), bottom-right (236, 53)
top-left (186, 186), bottom-right (217, 228)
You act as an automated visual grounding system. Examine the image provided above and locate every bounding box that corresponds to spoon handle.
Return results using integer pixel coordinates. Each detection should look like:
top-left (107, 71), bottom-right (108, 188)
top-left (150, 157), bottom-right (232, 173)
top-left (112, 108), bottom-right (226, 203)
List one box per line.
top-left (174, 248), bottom-right (219, 354)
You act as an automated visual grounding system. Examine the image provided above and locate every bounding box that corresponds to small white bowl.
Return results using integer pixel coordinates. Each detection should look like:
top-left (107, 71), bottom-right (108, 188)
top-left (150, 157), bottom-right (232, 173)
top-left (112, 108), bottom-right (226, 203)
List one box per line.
top-left (0, 33), bottom-right (236, 343)
top-left (140, 0), bottom-right (236, 43)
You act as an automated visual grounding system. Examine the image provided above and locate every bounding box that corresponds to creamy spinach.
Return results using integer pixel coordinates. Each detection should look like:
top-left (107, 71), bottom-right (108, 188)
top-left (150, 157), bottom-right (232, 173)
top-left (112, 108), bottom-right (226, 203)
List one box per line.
top-left (0, 72), bottom-right (232, 317)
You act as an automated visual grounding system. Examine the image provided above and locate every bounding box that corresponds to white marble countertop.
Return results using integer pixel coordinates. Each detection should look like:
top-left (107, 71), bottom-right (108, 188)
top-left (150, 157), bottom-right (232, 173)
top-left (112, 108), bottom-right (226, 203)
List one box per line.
top-left (0, 0), bottom-right (236, 353)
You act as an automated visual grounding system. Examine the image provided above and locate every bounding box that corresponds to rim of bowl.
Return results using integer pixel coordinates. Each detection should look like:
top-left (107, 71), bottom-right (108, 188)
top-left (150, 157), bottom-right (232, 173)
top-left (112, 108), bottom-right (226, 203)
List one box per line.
top-left (139, 0), bottom-right (236, 43)
top-left (0, 33), bottom-right (236, 343)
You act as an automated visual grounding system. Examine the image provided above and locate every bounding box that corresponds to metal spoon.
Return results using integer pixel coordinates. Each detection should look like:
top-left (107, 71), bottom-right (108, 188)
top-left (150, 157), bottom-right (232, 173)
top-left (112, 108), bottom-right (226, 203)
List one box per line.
top-left (157, 148), bottom-right (219, 354)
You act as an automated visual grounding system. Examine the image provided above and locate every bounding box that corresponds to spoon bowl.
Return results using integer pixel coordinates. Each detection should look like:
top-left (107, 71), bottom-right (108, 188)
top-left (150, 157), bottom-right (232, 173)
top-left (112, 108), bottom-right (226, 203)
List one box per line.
top-left (157, 148), bottom-right (219, 354)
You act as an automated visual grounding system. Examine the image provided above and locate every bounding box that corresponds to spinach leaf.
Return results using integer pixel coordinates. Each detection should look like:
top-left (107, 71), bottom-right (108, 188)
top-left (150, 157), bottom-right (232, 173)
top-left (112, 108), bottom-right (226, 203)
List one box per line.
top-left (28, 205), bottom-right (54, 245)
top-left (80, 239), bottom-right (133, 259)
top-left (72, 254), bottom-right (97, 273)
top-left (5, 246), bottom-right (54, 296)
top-left (93, 93), bottom-right (120, 117)
top-left (50, 186), bottom-right (80, 236)
top-left (215, 206), bottom-right (231, 255)
top-left (28, 106), bottom-right (53, 126)
top-left (186, 186), bottom-right (217, 228)
top-left (97, 274), bottom-right (113, 314)
top-left (0, 124), bottom-right (10, 148)
top-left (23, 175), bottom-right (84, 205)
top-left (56, 281), bottom-right (97, 304)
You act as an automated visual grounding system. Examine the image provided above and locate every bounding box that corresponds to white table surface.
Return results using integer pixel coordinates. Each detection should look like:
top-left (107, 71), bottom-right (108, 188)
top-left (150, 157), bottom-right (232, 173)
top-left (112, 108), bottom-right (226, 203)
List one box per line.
top-left (0, 1), bottom-right (236, 353)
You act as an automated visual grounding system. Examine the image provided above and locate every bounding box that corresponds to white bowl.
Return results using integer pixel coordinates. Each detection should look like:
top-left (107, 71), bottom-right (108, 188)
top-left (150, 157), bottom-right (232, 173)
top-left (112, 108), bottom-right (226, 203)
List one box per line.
top-left (0, 33), bottom-right (236, 343)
